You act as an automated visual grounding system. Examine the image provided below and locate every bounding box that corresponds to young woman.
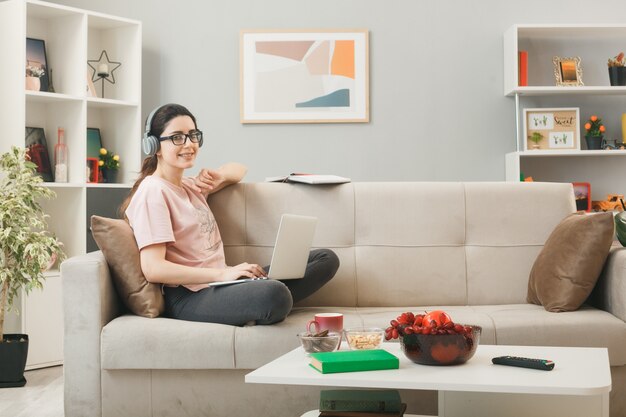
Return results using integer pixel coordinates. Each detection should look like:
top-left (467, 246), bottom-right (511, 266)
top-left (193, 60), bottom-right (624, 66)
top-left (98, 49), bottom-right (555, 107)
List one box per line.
top-left (120, 103), bottom-right (339, 326)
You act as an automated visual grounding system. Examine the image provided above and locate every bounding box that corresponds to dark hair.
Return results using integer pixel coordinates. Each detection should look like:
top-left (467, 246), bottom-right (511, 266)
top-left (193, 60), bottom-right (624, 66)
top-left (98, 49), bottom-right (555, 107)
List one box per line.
top-left (118, 103), bottom-right (198, 217)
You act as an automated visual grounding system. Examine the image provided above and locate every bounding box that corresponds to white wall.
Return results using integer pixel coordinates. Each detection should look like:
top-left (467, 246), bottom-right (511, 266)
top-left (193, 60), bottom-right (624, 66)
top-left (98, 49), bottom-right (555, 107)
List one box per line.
top-left (49, 0), bottom-right (626, 182)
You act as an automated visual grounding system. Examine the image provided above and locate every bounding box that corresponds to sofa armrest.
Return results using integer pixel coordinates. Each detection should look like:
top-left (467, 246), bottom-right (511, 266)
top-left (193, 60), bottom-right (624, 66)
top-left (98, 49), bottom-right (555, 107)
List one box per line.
top-left (593, 247), bottom-right (626, 323)
top-left (62, 250), bottom-right (122, 417)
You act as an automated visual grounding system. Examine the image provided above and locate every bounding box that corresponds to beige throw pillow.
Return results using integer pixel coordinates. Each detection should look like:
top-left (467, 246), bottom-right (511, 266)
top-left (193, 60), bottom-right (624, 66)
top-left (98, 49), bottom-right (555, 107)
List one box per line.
top-left (90, 215), bottom-right (164, 318)
top-left (527, 212), bottom-right (614, 312)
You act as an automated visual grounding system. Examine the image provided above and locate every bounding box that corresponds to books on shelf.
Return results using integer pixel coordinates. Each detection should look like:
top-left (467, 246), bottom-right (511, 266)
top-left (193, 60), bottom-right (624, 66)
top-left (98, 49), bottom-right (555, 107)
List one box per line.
top-left (518, 50), bottom-right (528, 86)
top-left (265, 173), bottom-right (351, 185)
top-left (320, 389), bottom-right (403, 413)
top-left (318, 403), bottom-right (407, 417)
top-left (309, 349), bottom-right (399, 374)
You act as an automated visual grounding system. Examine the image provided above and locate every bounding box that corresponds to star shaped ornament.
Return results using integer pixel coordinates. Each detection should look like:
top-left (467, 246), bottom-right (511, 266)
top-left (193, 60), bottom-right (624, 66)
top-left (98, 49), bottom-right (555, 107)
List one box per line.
top-left (88, 50), bottom-right (122, 84)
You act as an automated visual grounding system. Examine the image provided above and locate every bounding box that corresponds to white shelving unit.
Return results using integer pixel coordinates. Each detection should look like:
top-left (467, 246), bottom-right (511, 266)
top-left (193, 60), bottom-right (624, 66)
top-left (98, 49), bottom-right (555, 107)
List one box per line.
top-left (504, 24), bottom-right (626, 199)
top-left (0, 0), bottom-right (141, 369)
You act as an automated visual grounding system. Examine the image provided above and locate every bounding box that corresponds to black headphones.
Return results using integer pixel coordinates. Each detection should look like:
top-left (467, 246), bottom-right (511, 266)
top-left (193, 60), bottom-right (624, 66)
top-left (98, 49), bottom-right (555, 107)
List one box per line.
top-left (141, 104), bottom-right (203, 156)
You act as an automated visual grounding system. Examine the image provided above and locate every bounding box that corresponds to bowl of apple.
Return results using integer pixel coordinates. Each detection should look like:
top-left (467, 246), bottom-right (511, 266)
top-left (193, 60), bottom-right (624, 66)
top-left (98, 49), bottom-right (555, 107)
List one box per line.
top-left (385, 310), bottom-right (481, 366)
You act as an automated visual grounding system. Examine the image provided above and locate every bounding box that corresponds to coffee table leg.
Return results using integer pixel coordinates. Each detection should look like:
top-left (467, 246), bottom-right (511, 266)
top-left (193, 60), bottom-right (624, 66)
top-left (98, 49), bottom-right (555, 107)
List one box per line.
top-left (438, 391), bottom-right (608, 417)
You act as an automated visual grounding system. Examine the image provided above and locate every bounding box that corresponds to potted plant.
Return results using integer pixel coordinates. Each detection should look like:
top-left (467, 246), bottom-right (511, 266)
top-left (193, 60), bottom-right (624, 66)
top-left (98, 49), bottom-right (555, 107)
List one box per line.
top-left (584, 115), bottom-right (606, 150)
top-left (529, 132), bottom-right (543, 150)
top-left (25, 65), bottom-right (44, 91)
top-left (608, 52), bottom-right (626, 86)
top-left (0, 146), bottom-right (64, 387)
top-left (98, 147), bottom-right (120, 183)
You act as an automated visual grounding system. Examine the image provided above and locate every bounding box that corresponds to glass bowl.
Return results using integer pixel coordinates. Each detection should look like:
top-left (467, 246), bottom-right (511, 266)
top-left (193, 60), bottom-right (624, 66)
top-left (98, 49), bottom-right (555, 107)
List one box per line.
top-left (343, 327), bottom-right (385, 350)
top-left (297, 331), bottom-right (341, 354)
top-left (400, 325), bottom-right (481, 366)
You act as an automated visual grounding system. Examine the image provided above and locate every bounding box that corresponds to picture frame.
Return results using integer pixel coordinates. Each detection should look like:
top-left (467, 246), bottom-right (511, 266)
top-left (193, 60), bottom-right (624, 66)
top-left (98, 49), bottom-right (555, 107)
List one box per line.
top-left (86, 68), bottom-right (97, 97)
top-left (86, 157), bottom-right (99, 183)
top-left (523, 108), bottom-right (580, 151)
top-left (573, 182), bottom-right (591, 212)
top-left (86, 127), bottom-right (103, 159)
top-left (240, 29), bottom-right (369, 123)
top-left (26, 38), bottom-right (50, 92)
top-left (25, 127), bottom-right (53, 182)
top-left (553, 56), bottom-right (584, 86)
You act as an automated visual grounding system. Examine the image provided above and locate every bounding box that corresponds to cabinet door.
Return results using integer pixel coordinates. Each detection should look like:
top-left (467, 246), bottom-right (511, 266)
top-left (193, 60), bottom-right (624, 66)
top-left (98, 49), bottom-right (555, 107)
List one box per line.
top-left (22, 273), bottom-right (64, 369)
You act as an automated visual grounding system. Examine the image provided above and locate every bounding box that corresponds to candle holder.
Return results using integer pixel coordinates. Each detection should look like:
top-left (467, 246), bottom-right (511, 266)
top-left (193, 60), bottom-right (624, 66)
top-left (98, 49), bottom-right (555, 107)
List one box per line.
top-left (87, 50), bottom-right (121, 98)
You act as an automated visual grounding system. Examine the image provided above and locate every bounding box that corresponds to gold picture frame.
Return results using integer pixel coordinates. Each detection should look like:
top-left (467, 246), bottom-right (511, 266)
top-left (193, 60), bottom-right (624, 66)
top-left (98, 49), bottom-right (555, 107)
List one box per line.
top-left (553, 56), bottom-right (584, 86)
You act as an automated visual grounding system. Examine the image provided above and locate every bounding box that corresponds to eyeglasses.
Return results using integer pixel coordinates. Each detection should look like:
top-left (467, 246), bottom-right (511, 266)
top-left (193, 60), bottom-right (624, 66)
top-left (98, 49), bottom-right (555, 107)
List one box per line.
top-left (159, 130), bottom-right (203, 146)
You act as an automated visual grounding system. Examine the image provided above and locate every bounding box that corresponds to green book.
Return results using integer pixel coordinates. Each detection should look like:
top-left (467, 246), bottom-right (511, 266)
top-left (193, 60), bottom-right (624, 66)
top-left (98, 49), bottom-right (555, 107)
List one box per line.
top-left (319, 389), bottom-right (402, 413)
top-left (309, 349), bottom-right (399, 374)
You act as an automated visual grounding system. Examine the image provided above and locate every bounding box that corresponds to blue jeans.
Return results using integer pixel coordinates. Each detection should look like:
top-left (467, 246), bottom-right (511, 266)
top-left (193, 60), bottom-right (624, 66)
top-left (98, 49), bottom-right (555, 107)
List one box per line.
top-left (163, 249), bottom-right (339, 326)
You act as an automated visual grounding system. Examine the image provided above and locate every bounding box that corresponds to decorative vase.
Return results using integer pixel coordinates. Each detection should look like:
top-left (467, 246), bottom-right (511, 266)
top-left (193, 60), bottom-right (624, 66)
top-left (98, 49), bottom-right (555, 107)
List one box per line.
top-left (585, 135), bottom-right (604, 150)
top-left (100, 168), bottom-right (119, 183)
top-left (25, 76), bottom-right (40, 91)
top-left (608, 67), bottom-right (626, 86)
top-left (0, 334), bottom-right (29, 388)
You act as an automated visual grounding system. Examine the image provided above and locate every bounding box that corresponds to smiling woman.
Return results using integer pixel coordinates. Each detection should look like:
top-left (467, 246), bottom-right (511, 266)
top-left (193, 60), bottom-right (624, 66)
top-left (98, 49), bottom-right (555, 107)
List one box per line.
top-left (114, 103), bottom-right (339, 327)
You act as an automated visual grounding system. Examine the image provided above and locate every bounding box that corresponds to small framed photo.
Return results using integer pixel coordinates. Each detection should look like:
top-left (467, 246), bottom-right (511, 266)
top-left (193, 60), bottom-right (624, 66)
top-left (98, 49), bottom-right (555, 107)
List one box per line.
top-left (86, 68), bottom-right (97, 97)
top-left (553, 56), bottom-right (584, 86)
top-left (25, 127), bottom-right (53, 182)
top-left (523, 108), bottom-right (580, 151)
top-left (26, 38), bottom-right (50, 92)
top-left (573, 182), bottom-right (591, 212)
top-left (86, 157), bottom-right (99, 183)
top-left (240, 29), bottom-right (369, 123)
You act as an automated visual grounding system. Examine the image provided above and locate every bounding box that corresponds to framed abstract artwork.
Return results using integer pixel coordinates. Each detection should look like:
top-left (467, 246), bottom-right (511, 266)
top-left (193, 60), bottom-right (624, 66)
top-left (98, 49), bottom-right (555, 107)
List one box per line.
top-left (240, 29), bottom-right (369, 123)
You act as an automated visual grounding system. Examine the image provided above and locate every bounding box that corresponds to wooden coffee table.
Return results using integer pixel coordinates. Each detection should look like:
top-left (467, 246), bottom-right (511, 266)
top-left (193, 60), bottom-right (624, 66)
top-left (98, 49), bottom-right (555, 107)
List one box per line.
top-left (245, 343), bottom-right (611, 417)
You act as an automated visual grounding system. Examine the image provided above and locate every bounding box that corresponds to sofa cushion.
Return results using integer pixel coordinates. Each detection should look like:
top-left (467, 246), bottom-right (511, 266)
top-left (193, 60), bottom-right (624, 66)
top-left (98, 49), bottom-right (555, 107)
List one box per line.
top-left (484, 303), bottom-right (626, 366)
top-left (90, 215), bottom-right (165, 318)
top-left (101, 315), bottom-right (236, 369)
top-left (527, 212), bottom-right (614, 312)
top-left (100, 305), bottom-right (626, 370)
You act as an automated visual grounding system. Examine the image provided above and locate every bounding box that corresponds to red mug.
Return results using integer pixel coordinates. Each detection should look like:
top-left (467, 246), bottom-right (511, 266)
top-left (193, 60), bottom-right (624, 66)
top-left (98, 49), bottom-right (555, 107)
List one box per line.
top-left (307, 313), bottom-right (344, 334)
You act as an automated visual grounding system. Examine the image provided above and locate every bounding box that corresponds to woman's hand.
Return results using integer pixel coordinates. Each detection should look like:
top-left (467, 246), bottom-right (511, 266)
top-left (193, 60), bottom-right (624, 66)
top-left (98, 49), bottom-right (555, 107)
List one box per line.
top-left (192, 168), bottom-right (223, 197)
top-left (219, 263), bottom-right (267, 281)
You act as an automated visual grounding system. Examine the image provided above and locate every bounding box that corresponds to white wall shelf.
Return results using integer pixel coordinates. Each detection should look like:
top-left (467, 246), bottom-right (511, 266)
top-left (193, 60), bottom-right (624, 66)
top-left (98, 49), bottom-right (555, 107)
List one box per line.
top-left (507, 86), bottom-right (626, 97)
top-left (503, 24), bottom-right (626, 201)
top-left (0, 0), bottom-right (141, 369)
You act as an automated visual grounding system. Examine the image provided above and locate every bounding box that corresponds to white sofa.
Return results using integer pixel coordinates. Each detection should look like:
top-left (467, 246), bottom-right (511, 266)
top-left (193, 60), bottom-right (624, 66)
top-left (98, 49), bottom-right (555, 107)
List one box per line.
top-left (62, 182), bottom-right (626, 417)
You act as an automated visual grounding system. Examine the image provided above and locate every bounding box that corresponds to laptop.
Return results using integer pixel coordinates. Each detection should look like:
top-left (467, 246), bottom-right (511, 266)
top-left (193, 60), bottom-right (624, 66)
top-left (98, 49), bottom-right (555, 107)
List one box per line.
top-left (208, 214), bottom-right (317, 287)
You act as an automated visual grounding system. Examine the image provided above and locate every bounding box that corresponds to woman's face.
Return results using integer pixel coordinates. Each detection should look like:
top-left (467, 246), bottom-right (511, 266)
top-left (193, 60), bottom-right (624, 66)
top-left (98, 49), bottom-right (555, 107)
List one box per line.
top-left (157, 115), bottom-right (199, 171)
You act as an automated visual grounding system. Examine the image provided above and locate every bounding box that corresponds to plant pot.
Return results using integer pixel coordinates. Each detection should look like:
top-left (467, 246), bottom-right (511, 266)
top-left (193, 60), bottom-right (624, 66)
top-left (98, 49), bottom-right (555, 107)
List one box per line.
top-left (585, 135), bottom-right (604, 150)
top-left (25, 76), bottom-right (40, 91)
top-left (0, 334), bottom-right (29, 388)
top-left (100, 168), bottom-right (119, 183)
top-left (608, 67), bottom-right (626, 86)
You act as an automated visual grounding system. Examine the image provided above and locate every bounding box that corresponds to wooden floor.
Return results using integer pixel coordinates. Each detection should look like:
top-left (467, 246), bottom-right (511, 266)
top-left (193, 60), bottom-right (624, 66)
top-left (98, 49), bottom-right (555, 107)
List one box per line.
top-left (0, 366), bottom-right (64, 417)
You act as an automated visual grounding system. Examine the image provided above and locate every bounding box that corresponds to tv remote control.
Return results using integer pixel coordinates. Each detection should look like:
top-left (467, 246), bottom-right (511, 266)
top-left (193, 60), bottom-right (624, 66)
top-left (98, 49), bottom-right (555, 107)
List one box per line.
top-left (492, 356), bottom-right (555, 371)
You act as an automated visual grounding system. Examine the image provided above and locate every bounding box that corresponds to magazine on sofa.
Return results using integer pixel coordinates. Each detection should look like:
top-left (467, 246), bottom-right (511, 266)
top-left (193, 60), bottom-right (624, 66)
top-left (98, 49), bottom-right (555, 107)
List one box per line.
top-left (265, 173), bottom-right (351, 185)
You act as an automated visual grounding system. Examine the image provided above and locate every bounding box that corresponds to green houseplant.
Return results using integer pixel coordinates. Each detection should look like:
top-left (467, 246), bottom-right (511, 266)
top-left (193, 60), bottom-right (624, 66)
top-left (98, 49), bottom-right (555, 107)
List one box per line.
top-left (608, 52), bottom-right (626, 86)
top-left (0, 146), bottom-right (64, 387)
